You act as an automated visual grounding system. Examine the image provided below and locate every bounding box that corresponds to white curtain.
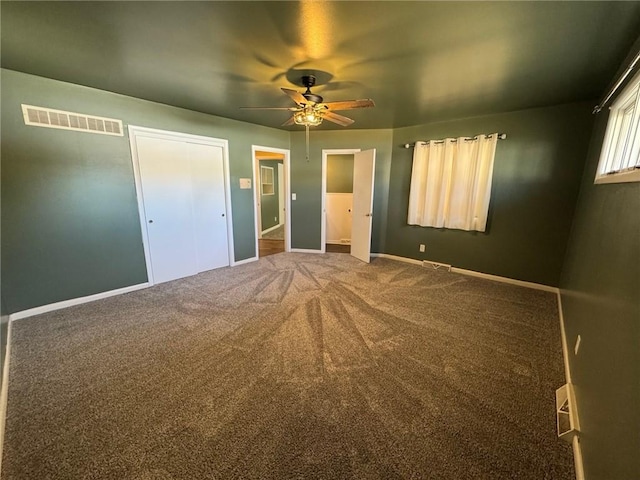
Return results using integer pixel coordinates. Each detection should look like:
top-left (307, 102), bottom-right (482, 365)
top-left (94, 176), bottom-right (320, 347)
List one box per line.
top-left (407, 134), bottom-right (498, 232)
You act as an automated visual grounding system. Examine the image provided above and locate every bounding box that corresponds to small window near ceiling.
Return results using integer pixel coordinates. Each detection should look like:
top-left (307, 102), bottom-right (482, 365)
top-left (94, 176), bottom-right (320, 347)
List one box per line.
top-left (261, 166), bottom-right (274, 195)
top-left (595, 69), bottom-right (640, 184)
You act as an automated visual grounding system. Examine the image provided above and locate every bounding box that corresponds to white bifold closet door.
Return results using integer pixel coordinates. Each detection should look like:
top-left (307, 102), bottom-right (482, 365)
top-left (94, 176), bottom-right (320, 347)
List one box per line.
top-left (135, 136), bottom-right (229, 284)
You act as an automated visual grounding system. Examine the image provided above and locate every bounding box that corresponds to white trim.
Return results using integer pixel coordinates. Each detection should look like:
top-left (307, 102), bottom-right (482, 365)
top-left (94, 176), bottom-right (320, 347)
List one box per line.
top-left (594, 168), bottom-right (640, 184)
top-left (371, 253), bottom-right (422, 266)
top-left (572, 436), bottom-right (585, 480)
top-left (290, 248), bottom-right (323, 254)
top-left (252, 145), bottom-right (291, 256)
top-left (128, 125), bottom-right (235, 276)
top-left (261, 223), bottom-right (282, 235)
top-left (8, 283), bottom-right (149, 321)
top-left (451, 267), bottom-right (558, 293)
top-left (321, 149), bottom-right (360, 254)
top-left (0, 319), bottom-right (12, 478)
top-left (232, 256), bottom-right (259, 266)
top-left (371, 253), bottom-right (557, 292)
top-left (557, 291), bottom-right (585, 480)
top-left (278, 163), bottom-right (285, 227)
top-left (556, 291), bottom-right (573, 384)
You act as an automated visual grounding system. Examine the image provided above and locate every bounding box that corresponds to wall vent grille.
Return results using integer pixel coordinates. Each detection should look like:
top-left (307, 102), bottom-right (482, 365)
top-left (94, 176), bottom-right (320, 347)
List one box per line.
top-left (21, 104), bottom-right (123, 136)
top-left (422, 260), bottom-right (452, 272)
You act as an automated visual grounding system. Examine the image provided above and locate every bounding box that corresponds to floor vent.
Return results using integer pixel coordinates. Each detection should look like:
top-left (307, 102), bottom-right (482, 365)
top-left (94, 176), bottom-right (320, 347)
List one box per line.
top-left (21, 104), bottom-right (124, 137)
top-left (422, 260), bottom-right (452, 272)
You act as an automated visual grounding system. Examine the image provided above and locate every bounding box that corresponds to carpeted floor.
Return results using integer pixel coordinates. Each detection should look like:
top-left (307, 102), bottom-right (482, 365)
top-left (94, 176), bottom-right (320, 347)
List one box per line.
top-left (1, 253), bottom-right (573, 479)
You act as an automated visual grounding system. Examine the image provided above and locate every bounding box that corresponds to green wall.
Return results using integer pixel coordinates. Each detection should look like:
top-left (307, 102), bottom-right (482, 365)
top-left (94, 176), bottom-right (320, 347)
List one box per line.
top-left (289, 129), bottom-right (393, 252)
top-left (559, 111), bottom-right (640, 478)
top-left (326, 154), bottom-right (354, 193)
top-left (387, 102), bottom-right (595, 286)
top-left (259, 160), bottom-right (282, 231)
top-left (1, 69), bottom-right (288, 313)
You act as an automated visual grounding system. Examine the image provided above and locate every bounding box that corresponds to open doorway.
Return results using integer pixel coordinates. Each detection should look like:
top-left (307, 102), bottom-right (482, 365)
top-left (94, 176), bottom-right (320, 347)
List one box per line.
top-left (324, 152), bottom-right (355, 254)
top-left (322, 148), bottom-right (376, 262)
top-left (253, 146), bottom-right (291, 258)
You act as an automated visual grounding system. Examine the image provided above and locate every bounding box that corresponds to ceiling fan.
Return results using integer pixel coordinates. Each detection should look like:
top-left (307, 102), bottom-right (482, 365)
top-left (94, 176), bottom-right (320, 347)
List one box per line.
top-left (241, 74), bottom-right (375, 127)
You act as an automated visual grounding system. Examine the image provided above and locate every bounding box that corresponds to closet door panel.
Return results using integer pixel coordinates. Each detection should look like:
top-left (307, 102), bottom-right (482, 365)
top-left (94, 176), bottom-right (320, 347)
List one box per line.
top-left (189, 142), bottom-right (229, 272)
top-left (136, 136), bottom-right (198, 283)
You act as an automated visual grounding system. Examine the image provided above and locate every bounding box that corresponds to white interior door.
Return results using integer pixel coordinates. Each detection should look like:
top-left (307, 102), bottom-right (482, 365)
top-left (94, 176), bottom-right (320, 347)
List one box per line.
top-left (189, 142), bottom-right (229, 271)
top-left (351, 149), bottom-right (376, 263)
top-left (136, 136), bottom-right (198, 283)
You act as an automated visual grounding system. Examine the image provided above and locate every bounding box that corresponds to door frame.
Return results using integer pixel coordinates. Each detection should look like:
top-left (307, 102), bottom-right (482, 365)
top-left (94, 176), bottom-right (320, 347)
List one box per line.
top-left (128, 125), bottom-right (234, 285)
top-left (252, 145), bottom-right (291, 257)
top-left (321, 148), bottom-right (360, 253)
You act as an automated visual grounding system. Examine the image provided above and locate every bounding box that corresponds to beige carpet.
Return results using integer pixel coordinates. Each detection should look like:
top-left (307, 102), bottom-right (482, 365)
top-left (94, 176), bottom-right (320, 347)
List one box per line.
top-left (1, 253), bottom-right (573, 479)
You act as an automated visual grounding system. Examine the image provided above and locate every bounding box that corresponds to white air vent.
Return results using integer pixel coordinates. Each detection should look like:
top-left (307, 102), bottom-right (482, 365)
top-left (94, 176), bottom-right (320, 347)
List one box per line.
top-left (422, 260), bottom-right (452, 272)
top-left (21, 104), bottom-right (123, 136)
top-left (556, 383), bottom-right (580, 442)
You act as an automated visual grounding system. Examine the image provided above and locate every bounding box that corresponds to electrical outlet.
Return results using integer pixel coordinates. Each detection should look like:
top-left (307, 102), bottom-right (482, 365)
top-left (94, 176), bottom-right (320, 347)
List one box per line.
top-left (419, 244), bottom-right (425, 252)
top-left (574, 335), bottom-right (581, 355)
top-left (274, 216), bottom-right (277, 222)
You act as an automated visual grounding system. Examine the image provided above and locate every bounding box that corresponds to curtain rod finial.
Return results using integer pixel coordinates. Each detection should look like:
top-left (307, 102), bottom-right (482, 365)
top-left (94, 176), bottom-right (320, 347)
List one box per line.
top-left (404, 143), bottom-right (411, 149)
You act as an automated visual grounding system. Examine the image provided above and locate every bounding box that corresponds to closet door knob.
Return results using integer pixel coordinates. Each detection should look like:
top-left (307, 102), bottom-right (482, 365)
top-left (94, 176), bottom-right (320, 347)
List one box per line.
top-left (148, 220), bottom-right (154, 223)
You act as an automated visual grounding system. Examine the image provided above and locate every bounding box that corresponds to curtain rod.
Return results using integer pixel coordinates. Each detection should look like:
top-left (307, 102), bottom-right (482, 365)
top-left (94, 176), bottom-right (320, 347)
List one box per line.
top-left (593, 50), bottom-right (640, 114)
top-left (403, 133), bottom-right (507, 149)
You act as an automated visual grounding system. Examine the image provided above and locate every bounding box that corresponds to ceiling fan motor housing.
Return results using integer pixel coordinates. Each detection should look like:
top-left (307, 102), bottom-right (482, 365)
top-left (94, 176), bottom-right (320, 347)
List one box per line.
top-left (301, 75), bottom-right (323, 104)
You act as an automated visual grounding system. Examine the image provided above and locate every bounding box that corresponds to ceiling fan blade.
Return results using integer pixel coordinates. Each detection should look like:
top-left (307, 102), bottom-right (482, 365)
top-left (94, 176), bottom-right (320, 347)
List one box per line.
top-left (239, 106), bottom-right (296, 111)
top-left (322, 99), bottom-right (375, 111)
top-left (281, 116), bottom-right (296, 127)
top-left (323, 111), bottom-right (355, 126)
top-left (281, 88), bottom-right (309, 106)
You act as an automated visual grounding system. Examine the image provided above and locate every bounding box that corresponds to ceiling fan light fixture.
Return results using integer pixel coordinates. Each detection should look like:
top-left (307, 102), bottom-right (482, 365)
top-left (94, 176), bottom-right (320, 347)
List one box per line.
top-left (294, 107), bottom-right (323, 126)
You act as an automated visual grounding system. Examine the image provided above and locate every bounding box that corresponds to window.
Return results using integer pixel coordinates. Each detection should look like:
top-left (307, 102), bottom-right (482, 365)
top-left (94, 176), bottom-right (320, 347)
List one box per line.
top-left (260, 166), bottom-right (274, 195)
top-left (595, 69), bottom-right (640, 184)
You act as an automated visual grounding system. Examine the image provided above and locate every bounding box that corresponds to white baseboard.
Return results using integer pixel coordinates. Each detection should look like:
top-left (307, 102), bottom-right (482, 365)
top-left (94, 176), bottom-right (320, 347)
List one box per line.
top-left (371, 253), bottom-right (422, 266)
top-left (572, 435), bottom-right (585, 480)
top-left (232, 256), bottom-right (258, 266)
top-left (261, 224), bottom-right (281, 235)
top-left (451, 267), bottom-right (558, 293)
top-left (557, 291), bottom-right (585, 480)
top-left (372, 253), bottom-right (557, 292)
top-left (8, 283), bottom-right (150, 321)
top-left (0, 319), bottom-right (12, 478)
top-left (556, 291), bottom-right (573, 384)
top-left (290, 248), bottom-right (323, 254)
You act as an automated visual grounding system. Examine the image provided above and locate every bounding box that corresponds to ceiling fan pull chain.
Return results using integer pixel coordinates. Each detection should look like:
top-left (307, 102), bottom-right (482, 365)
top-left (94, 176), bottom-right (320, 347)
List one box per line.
top-left (306, 125), bottom-right (310, 162)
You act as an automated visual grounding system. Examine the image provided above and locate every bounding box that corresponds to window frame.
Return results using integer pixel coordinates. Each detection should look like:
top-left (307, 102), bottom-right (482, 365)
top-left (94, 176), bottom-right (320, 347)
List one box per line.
top-left (595, 69), bottom-right (640, 184)
top-left (260, 165), bottom-right (275, 195)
